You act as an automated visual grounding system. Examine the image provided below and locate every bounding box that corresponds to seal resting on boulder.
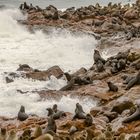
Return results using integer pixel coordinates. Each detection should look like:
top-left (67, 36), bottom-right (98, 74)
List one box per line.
top-left (18, 105), bottom-right (28, 121)
top-left (73, 103), bottom-right (86, 120)
top-left (126, 71), bottom-right (140, 90)
top-left (123, 104), bottom-right (140, 123)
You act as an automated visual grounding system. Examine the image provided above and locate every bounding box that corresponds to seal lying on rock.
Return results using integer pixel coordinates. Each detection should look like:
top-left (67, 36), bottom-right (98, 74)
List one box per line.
top-left (107, 82), bottom-right (118, 92)
top-left (73, 103), bottom-right (86, 120)
top-left (126, 71), bottom-right (140, 90)
top-left (123, 104), bottom-right (140, 123)
top-left (18, 105), bottom-right (28, 121)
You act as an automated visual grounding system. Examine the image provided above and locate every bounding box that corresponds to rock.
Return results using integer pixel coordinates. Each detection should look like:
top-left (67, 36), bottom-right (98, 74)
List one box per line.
top-left (17, 64), bottom-right (33, 71)
top-left (26, 65), bottom-right (63, 80)
top-left (111, 98), bottom-right (134, 114)
top-left (124, 9), bottom-right (139, 19)
top-left (90, 107), bottom-right (102, 117)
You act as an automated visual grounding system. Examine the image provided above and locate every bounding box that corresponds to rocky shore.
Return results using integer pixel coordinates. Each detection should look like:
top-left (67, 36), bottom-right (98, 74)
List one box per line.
top-left (1, 1), bottom-right (140, 140)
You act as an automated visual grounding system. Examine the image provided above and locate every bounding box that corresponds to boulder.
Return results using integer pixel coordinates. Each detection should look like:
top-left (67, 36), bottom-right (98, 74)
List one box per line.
top-left (26, 65), bottom-right (63, 81)
top-left (111, 98), bottom-right (134, 114)
top-left (124, 9), bottom-right (139, 19)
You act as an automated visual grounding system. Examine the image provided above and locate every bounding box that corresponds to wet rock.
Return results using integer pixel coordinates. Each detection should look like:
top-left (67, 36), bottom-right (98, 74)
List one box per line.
top-left (17, 64), bottom-right (33, 72)
top-left (90, 107), bottom-right (102, 117)
top-left (111, 99), bottom-right (134, 114)
top-left (26, 65), bottom-right (63, 81)
top-left (5, 77), bottom-right (14, 83)
top-left (124, 9), bottom-right (139, 19)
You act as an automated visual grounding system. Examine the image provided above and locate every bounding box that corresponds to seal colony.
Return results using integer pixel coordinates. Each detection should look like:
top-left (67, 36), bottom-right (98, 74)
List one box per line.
top-left (1, 0), bottom-right (140, 140)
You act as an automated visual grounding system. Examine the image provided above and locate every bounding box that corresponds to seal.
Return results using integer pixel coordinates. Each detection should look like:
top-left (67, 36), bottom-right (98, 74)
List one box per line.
top-left (0, 128), bottom-right (7, 140)
top-left (126, 71), bottom-right (140, 90)
top-left (123, 104), bottom-right (140, 123)
top-left (33, 125), bottom-right (42, 138)
top-left (93, 50), bottom-right (105, 64)
top-left (18, 105), bottom-right (28, 121)
top-left (52, 104), bottom-right (58, 113)
top-left (84, 114), bottom-right (93, 126)
top-left (107, 82), bottom-right (118, 92)
top-left (45, 116), bottom-right (57, 133)
top-left (73, 103), bottom-right (86, 120)
top-left (46, 108), bottom-right (54, 117)
top-left (34, 134), bottom-right (53, 140)
top-left (69, 126), bottom-right (77, 135)
top-left (6, 130), bottom-right (16, 140)
top-left (128, 135), bottom-right (136, 140)
top-left (96, 60), bottom-right (105, 72)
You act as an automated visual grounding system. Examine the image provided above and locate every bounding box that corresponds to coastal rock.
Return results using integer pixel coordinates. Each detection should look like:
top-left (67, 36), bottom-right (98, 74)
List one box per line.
top-left (26, 65), bottom-right (63, 80)
top-left (124, 9), bottom-right (139, 19)
top-left (111, 98), bottom-right (134, 114)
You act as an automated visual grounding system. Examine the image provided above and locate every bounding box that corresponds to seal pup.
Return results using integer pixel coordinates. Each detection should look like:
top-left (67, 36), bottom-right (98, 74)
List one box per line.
top-left (136, 132), bottom-right (140, 140)
top-left (18, 105), bottom-right (28, 121)
top-left (116, 133), bottom-right (125, 140)
top-left (45, 116), bottom-right (57, 133)
top-left (69, 126), bottom-right (78, 135)
top-left (0, 128), bottom-right (7, 140)
top-left (107, 82), bottom-right (118, 92)
top-left (93, 50), bottom-right (106, 64)
top-left (33, 125), bottom-right (42, 138)
top-left (123, 104), bottom-right (140, 123)
top-left (126, 71), bottom-right (140, 90)
top-left (34, 134), bottom-right (53, 140)
top-left (84, 114), bottom-right (93, 126)
top-left (6, 130), bottom-right (17, 140)
top-left (128, 135), bottom-right (136, 140)
top-left (73, 103), bottom-right (86, 120)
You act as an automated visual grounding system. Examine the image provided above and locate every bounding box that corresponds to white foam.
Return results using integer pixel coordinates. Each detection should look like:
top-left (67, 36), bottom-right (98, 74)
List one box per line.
top-left (0, 8), bottom-right (98, 117)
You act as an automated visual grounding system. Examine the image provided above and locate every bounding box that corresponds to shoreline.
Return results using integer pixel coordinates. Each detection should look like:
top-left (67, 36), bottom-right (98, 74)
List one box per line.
top-left (0, 1), bottom-right (140, 139)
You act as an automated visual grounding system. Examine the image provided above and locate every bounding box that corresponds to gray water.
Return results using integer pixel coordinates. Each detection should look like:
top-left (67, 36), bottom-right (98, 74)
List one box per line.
top-left (0, 0), bottom-right (135, 9)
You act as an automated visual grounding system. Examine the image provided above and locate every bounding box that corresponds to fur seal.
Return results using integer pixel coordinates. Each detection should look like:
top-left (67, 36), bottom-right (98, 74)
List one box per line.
top-left (33, 125), bottom-right (42, 138)
top-left (94, 50), bottom-right (106, 64)
top-left (128, 135), bottom-right (136, 140)
top-left (117, 133), bottom-right (125, 140)
top-left (23, 2), bottom-right (30, 10)
top-left (126, 71), bottom-right (140, 90)
top-left (136, 132), bottom-right (140, 140)
top-left (96, 60), bottom-right (105, 72)
top-left (0, 128), bottom-right (7, 140)
top-left (123, 104), bottom-right (140, 123)
top-left (18, 105), bottom-right (28, 121)
top-left (117, 59), bottom-right (126, 71)
top-left (122, 75), bottom-right (134, 84)
top-left (60, 78), bottom-right (75, 91)
top-left (52, 104), bottom-right (58, 113)
top-left (47, 106), bottom-right (66, 120)
top-left (73, 103), bottom-right (86, 120)
top-left (34, 134), bottom-right (53, 140)
top-left (69, 126), bottom-right (77, 135)
top-left (5, 77), bottom-right (14, 83)
top-left (6, 130), bottom-right (17, 140)
top-left (84, 114), bottom-right (93, 126)
top-left (46, 108), bottom-right (54, 117)
top-left (45, 116), bottom-right (57, 133)
top-left (107, 82), bottom-right (118, 92)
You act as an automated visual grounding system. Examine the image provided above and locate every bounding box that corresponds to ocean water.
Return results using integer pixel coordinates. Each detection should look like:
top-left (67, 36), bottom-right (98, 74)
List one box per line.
top-left (0, 8), bottom-right (98, 117)
top-left (0, 0), bottom-right (134, 117)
